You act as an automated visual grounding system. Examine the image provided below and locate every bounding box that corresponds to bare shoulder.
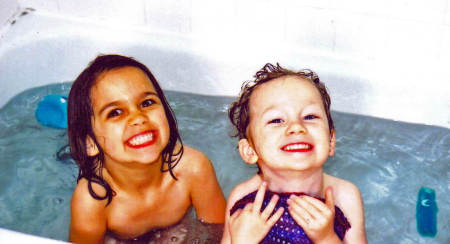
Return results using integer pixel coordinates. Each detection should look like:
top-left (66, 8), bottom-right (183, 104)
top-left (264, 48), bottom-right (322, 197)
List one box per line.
top-left (324, 174), bottom-right (367, 243)
top-left (179, 145), bottom-right (226, 223)
top-left (175, 145), bottom-right (214, 177)
top-left (227, 175), bottom-right (261, 210)
top-left (324, 174), bottom-right (362, 207)
top-left (70, 178), bottom-right (108, 242)
top-left (71, 178), bottom-right (108, 209)
top-left (71, 178), bottom-right (108, 222)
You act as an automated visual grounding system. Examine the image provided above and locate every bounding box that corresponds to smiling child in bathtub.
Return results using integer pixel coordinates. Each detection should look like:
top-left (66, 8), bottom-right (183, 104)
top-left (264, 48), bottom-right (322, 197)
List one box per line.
top-left (221, 63), bottom-right (367, 243)
top-left (67, 54), bottom-right (226, 243)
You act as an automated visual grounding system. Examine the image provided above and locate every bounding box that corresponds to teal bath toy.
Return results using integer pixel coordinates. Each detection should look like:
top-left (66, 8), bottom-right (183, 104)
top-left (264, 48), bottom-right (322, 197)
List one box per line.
top-left (35, 95), bottom-right (68, 129)
top-left (416, 187), bottom-right (438, 237)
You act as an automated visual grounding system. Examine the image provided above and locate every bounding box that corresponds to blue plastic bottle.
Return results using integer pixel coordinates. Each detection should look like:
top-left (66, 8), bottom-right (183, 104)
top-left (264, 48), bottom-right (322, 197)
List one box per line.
top-left (416, 187), bottom-right (438, 237)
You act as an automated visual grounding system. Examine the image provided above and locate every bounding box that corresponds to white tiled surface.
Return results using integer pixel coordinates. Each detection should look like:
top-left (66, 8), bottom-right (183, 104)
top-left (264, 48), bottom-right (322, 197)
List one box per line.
top-left (333, 14), bottom-right (388, 60)
top-left (285, 6), bottom-right (336, 54)
top-left (0, 0), bottom-right (449, 128)
top-left (146, 0), bottom-right (192, 33)
top-left (190, 0), bottom-right (236, 38)
top-left (17, 0), bottom-right (58, 12)
top-left (0, 228), bottom-right (68, 243)
top-left (445, 0), bottom-right (450, 25)
top-left (11, 0), bottom-right (450, 52)
top-left (0, 0), bottom-right (19, 27)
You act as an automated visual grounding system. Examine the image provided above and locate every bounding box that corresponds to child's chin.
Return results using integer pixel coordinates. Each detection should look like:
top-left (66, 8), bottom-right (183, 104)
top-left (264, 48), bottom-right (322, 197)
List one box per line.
top-left (126, 154), bottom-right (162, 165)
top-left (284, 162), bottom-right (322, 171)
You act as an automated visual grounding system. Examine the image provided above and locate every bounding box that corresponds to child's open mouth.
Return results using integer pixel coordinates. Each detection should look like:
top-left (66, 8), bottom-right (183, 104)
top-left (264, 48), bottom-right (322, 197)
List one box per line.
top-left (281, 142), bottom-right (313, 152)
top-left (125, 130), bottom-right (157, 149)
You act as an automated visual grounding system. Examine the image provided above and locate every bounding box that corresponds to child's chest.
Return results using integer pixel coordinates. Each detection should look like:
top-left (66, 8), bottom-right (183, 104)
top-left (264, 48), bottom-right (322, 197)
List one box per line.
top-left (105, 184), bottom-right (191, 239)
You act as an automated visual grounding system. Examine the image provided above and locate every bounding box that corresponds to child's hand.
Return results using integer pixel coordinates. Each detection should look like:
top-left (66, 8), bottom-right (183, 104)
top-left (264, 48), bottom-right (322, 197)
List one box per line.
top-left (229, 182), bottom-right (284, 244)
top-left (287, 187), bottom-right (342, 243)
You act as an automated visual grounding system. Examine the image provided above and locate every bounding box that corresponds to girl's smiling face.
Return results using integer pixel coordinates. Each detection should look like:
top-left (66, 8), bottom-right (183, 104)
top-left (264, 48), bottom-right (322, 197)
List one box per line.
top-left (88, 66), bottom-right (170, 166)
top-left (244, 75), bottom-right (335, 174)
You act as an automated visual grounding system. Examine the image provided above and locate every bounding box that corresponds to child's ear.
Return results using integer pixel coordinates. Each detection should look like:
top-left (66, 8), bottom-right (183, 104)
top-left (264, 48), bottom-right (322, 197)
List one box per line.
top-left (329, 130), bottom-right (336, 156)
top-left (238, 139), bottom-right (258, 165)
top-left (86, 136), bottom-right (99, 157)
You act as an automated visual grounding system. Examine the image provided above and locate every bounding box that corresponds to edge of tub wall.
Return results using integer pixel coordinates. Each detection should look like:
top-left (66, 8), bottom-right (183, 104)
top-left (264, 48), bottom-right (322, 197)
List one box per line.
top-left (0, 10), bottom-right (449, 129)
top-left (0, 228), bottom-right (68, 243)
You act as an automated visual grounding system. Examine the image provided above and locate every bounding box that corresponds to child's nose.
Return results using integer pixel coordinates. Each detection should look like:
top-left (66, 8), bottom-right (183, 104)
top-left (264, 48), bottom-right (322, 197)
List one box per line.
top-left (286, 121), bottom-right (306, 135)
top-left (128, 110), bottom-right (148, 126)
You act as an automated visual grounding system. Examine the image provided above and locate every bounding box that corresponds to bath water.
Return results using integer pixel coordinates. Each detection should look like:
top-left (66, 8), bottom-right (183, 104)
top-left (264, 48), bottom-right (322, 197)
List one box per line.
top-left (0, 82), bottom-right (448, 243)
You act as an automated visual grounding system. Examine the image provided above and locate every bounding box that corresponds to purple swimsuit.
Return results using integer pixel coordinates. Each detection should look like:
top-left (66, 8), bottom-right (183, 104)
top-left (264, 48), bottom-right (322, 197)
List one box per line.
top-left (230, 190), bottom-right (351, 244)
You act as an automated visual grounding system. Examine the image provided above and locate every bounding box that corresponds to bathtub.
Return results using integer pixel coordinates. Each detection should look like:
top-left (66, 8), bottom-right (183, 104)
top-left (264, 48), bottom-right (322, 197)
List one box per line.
top-left (0, 9), bottom-right (449, 244)
top-left (2, 9), bottom-right (449, 129)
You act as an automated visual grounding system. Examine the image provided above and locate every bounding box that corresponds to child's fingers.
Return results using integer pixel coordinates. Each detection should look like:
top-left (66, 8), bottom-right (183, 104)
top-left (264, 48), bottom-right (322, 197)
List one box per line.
top-left (301, 197), bottom-right (332, 218)
top-left (253, 181), bottom-right (267, 213)
top-left (298, 200), bottom-right (325, 224)
top-left (230, 208), bottom-right (243, 221)
top-left (288, 202), bottom-right (311, 228)
top-left (288, 194), bottom-right (336, 231)
top-left (324, 186), bottom-right (335, 210)
top-left (260, 194), bottom-right (279, 220)
top-left (289, 196), bottom-right (326, 227)
top-left (266, 207), bottom-right (284, 226)
top-left (244, 202), bottom-right (254, 212)
top-left (231, 203), bottom-right (253, 220)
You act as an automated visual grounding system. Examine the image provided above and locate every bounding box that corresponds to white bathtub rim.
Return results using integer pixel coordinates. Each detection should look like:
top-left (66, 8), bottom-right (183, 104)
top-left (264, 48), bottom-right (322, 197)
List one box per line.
top-left (0, 10), bottom-right (448, 129)
top-left (0, 228), bottom-right (68, 243)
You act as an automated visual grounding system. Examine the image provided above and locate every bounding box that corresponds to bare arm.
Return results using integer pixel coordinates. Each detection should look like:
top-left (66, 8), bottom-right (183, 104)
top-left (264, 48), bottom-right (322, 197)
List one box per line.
top-left (221, 201), bottom-right (233, 244)
top-left (188, 149), bottom-right (226, 223)
top-left (338, 182), bottom-right (367, 244)
top-left (69, 179), bottom-right (108, 244)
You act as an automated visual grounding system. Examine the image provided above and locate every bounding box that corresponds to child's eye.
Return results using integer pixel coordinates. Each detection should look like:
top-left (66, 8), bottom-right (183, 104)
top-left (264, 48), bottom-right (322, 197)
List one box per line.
top-left (107, 109), bottom-right (122, 118)
top-left (141, 99), bottom-right (155, 108)
top-left (304, 114), bottom-right (318, 120)
top-left (268, 118), bottom-right (283, 124)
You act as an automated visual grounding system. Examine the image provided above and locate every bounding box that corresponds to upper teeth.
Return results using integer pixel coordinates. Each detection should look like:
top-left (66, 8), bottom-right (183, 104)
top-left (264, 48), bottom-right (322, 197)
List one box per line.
top-left (285, 144), bottom-right (310, 150)
top-left (128, 133), bottom-right (153, 145)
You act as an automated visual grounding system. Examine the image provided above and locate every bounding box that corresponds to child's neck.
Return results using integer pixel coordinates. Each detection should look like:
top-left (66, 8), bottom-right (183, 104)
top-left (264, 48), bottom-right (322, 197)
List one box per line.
top-left (262, 168), bottom-right (324, 197)
top-left (103, 160), bottom-right (164, 192)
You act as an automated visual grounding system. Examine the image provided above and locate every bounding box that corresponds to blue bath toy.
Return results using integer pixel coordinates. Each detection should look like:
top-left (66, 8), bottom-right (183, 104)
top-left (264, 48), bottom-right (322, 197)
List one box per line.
top-left (416, 187), bottom-right (438, 237)
top-left (35, 95), bottom-right (68, 129)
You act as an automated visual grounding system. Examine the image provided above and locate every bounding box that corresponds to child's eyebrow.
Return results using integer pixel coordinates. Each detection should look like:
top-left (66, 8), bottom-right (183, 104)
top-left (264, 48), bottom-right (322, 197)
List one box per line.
top-left (141, 91), bottom-right (159, 98)
top-left (261, 105), bottom-right (278, 115)
top-left (98, 101), bottom-right (121, 115)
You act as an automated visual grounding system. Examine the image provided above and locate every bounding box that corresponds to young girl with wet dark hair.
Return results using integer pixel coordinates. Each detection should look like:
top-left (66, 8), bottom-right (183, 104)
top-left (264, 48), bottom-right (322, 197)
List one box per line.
top-left (68, 54), bottom-right (225, 243)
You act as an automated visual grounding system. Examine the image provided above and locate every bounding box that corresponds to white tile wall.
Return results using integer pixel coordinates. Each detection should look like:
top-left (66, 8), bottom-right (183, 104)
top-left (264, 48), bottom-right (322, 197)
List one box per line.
top-left (441, 25), bottom-right (450, 62)
top-left (17, 0), bottom-right (58, 12)
top-left (145, 0), bottom-right (192, 33)
top-left (332, 0), bottom-right (447, 23)
top-left (285, 0), bottom-right (333, 10)
top-left (0, 0), bottom-right (19, 27)
top-left (334, 13), bottom-right (389, 60)
top-left (10, 0), bottom-right (450, 52)
top-left (234, 0), bottom-right (286, 47)
top-left (387, 0), bottom-right (447, 24)
top-left (58, 0), bottom-right (146, 26)
top-left (445, 0), bottom-right (450, 25)
top-left (1, 0), bottom-right (449, 126)
top-left (382, 19), bottom-right (441, 65)
top-left (285, 6), bottom-right (336, 54)
top-left (191, 0), bottom-right (236, 39)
